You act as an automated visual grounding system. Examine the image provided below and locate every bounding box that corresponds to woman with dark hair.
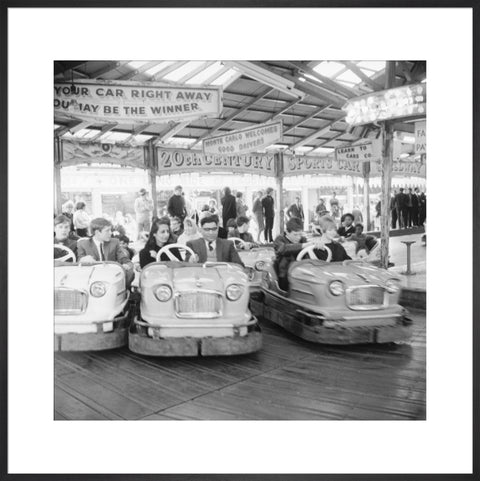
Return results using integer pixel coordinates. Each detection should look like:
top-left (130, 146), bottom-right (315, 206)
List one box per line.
top-left (139, 217), bottom-right (182, 268)
top-left (73, 201), bottom-right (90, 237)
top-left (221, 186), bottom-right (237, 229)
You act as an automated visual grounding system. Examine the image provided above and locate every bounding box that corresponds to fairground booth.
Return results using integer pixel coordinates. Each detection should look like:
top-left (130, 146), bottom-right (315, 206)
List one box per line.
top-left (54, 60), bottom-right (426, 263)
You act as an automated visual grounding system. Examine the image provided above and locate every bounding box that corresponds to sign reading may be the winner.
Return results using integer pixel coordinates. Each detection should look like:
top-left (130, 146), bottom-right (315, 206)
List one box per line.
top-left (203, 120), bottom-right (283, 155)
top-left (54, 80), bottom-right (222, 123)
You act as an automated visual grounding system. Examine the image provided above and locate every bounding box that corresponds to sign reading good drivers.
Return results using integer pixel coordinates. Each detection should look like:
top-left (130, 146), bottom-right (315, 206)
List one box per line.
top-left (54, 80), bottom-right (223, 123)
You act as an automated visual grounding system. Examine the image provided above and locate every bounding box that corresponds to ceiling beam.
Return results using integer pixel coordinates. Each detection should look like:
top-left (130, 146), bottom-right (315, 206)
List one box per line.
top-left (265, 98), bottom-right (302, 121)
top-left (287, 61), bottom-right (358, 98)
top-left (69, 121), bottom-right (92, 134)
top-left (89, 123), bottom-right (118, 142)
top-left (178, 61), bottom-right (214, 83)
top-left (119, 123), bottom-right (152, 144)
top-left (153, 121), bottom-right (190, 146)
top-left (283, 105), bottom-right (333, 136)
top-left (290, 119), bottom-right (340, 149)
top-left (314, 131), bottom-right (345, 148)
top-left (151, 61), bottom-right (189, 81)
top-left (90, 61), bottom-right (124, 79)
top-left (119, 61), bottom-right (163, 81)
top-left (342, 61), bottom-right (383, 91)
top-left (54, 61), bottom-right (88, 77)
top-left (190, 86), bottom-right (274, 147)
top-left (54, 120), bottom-right (85, 137)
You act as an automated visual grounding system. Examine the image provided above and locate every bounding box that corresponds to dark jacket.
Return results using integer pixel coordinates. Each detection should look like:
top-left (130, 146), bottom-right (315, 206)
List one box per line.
top-left (221, 194), bottom-right (237, 225)
top-left (167, 194), bottom-right (187, 219)
top-left (286, 203), bottom-right (304, 221)
top-left (139, 240), bottom-right (181, 268)
top-left (395, 192), bottom-right (407, 209)
top-left (54, 235), bottom-right (78, 258)
top-left (273, 233), bottom-right (307, 280)
top-left (262, 195), bottom-right (275, 218)
top-left (186, 237), bottom-right (244, 266)
top-left (337, 225), bottom-right (355, 238)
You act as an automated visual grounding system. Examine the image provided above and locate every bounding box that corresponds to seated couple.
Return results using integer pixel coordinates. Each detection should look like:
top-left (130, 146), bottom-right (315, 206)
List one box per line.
top-left (274, 216), bottom-right (351, 291)
top-left (139, 214), bottom-right (244, 269)
top-left (226, 216), bottom-right (257, 249)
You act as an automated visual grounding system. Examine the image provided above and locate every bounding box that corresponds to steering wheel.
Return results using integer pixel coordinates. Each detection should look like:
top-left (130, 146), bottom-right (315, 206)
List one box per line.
top-left (54, 244), bottom-right (76, 262)
top-left (156, 243), bottom-right (196, 262)
top-left (228, 237), bottom-right (247, 249)
top-left (296, 244), bottom-right (332, 262)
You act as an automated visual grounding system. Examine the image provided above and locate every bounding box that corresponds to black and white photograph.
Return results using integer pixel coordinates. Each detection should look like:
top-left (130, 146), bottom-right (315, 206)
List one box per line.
top-left (5, 5), bottom-right (475, 478)
top-left (53, 59), bottom-right (427, 421)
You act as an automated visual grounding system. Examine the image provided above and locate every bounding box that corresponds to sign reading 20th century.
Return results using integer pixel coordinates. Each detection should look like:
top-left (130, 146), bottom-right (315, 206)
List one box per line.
top-left (54, 80), bottom-right (223, 123)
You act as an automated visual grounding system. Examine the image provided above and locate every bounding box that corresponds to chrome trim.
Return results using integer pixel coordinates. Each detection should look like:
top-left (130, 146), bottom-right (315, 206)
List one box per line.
top-left (54, 287), bottom-right (88, 315)
top-left (346, 285), bottom-right (387, 310)
top-left (342, 313), bottom-right (403, 320)
top-left (174, 289), bottom-right (223, 318)
top-left (291, 287), bottom-right (314, 296)
top-left (134, 317), bottom-right (258, 329)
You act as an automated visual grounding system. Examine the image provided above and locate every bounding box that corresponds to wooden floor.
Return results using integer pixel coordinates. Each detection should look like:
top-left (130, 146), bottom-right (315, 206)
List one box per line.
top-left (54, 310), bottom-right (426, 420)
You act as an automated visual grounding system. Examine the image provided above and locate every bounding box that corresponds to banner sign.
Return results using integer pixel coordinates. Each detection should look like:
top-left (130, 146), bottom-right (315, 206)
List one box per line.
top-left (61, 139), bottom-right (145, 168)
top-left (54, 80), bottom-right (223, 124)
top-left (157, 148), bottom-right (276, 176)
top-left (415, 120), bottom-right (426, 155)
top-left (343, 83), bottom-right (426, 126)
top-left (283, 155), bottom-right (364, 177)
top-left (335, 141), bottom-right (381, 162)
top-left (371, 159), bottom-right (426, 177)
top-left (202, 120), bottom-right (283, 155)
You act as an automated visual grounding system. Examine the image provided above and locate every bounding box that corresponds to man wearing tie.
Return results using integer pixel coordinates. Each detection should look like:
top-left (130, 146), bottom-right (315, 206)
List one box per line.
top-left (77, 218), bottom-right (134, 286)
top-left (187, 215), bottom-right (244, 266)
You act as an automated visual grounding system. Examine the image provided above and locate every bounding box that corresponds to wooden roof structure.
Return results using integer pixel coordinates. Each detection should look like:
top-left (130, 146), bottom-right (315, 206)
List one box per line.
top-left (54, 60), bottom-right (426, 154)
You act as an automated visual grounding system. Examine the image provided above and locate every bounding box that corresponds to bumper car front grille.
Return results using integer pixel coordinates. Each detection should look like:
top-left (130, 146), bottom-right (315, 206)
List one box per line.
top-left (346, 286), bottom-right (386, 310)
top-left (175, 292), bottom-right (222, 318)
top-left (55, 288), bottom-right (87, 315)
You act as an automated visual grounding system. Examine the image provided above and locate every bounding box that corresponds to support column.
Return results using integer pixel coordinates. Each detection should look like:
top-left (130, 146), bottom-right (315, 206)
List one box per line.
top-left (302, 185), bottom-right (310, 230)
top-left (148, 141), bottom-right (158, 218)
top-left (380, 61), bottom-right (396, 269)
top-left (274, 153), bottom-right (285, 235)
top-left (363, 161), bottom-right (371, 230)
top-left (54, 136), bottom-right (63, 215)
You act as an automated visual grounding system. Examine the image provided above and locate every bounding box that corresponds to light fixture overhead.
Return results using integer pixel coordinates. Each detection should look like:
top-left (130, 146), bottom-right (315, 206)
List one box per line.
top-left (224, 61), bottom-right (305, 99)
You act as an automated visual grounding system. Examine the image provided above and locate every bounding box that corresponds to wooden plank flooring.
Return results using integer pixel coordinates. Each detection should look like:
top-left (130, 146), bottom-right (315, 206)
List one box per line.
top-left (55, 310), bottom-right (425, 420)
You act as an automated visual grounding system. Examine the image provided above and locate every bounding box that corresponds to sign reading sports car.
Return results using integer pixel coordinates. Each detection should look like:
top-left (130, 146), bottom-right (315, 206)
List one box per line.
top-left (54, 80), bottom-right (223, 123)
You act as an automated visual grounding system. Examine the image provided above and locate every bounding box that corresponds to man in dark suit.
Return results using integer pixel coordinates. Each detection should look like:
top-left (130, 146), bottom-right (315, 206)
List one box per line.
top-left (262, 187), bottom-right (275, 243)
top-left (221, 187), bottom-right (237, 230)
top-left (412, 187), bottom-right (420, 227)
top-left (286, 196), bottom-right (305, 227)
top-left (395, 188), bottom-right (407, 229)
top-left (187, 214), bottom-right (244, 266)
top-left (77, 217), bottom-right (134, 286)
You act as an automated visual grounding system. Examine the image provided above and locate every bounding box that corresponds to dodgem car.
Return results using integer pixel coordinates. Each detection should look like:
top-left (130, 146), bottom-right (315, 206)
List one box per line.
top-left (228, 237), bottom-right (275, 293)
top-left (129, 244), bottom-right (262, 357)
top-left (54, 245), bottom-right (130, 351)
top-left (250, 244), bottom-right (412, 345)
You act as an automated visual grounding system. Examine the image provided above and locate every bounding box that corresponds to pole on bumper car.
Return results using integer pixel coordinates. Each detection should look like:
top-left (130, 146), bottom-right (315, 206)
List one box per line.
top-left (379, 61), bottom-right (396, 269)
top-left (54, 135), bottom-right (63, 216)
top-left (147, 140), bottom-right (158, 219)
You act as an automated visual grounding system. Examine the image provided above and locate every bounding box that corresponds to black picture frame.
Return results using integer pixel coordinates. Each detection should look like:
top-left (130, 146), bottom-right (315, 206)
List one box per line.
top-left (1, 2), bottom-right (478, 480)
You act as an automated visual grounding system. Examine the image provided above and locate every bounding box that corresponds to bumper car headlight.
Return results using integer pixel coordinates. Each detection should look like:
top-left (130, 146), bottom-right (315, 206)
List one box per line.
top-left (226, 283), bottom-right (244, 301)
top-left (386, 279), bottom-right (401, 293)
top-left (246, 267), bottom-right (255, 281)
top-left (90, 281), bottom-right (107, 297)
top-left (154, 284), bottom-right (172, 302)
top-left (255, 260), bottom-right (266, 271)
top-left (329, 280), bottom-right (345, 296)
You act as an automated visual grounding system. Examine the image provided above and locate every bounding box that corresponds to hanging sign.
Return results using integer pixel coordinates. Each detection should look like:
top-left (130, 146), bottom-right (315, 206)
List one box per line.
top-left (61, 139), bottom-right (145, 168)
top-left (54, 80), bottom-right (223, 124)
top-left (202, 120), bottom-right (283, 155)
top-left (156, 148), bottom-right (276, 176)
top-left (283, 155), bottom-right (363, 177)
top-left (415, 120), bottom-right (426, 155)
top-left (343, 83), bottom-right (426, 126)
top-left (335, 141), bottom-right (381, 162)
top-left (371, 159), bottom-right (426, 177)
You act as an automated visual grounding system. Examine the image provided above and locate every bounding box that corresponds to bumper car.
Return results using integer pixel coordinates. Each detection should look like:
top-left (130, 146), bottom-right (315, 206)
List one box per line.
top-left (128, 244), bottom-right (262, 357)
top-left (228, 237), bottom-right (275, 293)
top-left (250, 244), bottom-right (412, 345)
top-left (54, 246), bottom-right (130, 351)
